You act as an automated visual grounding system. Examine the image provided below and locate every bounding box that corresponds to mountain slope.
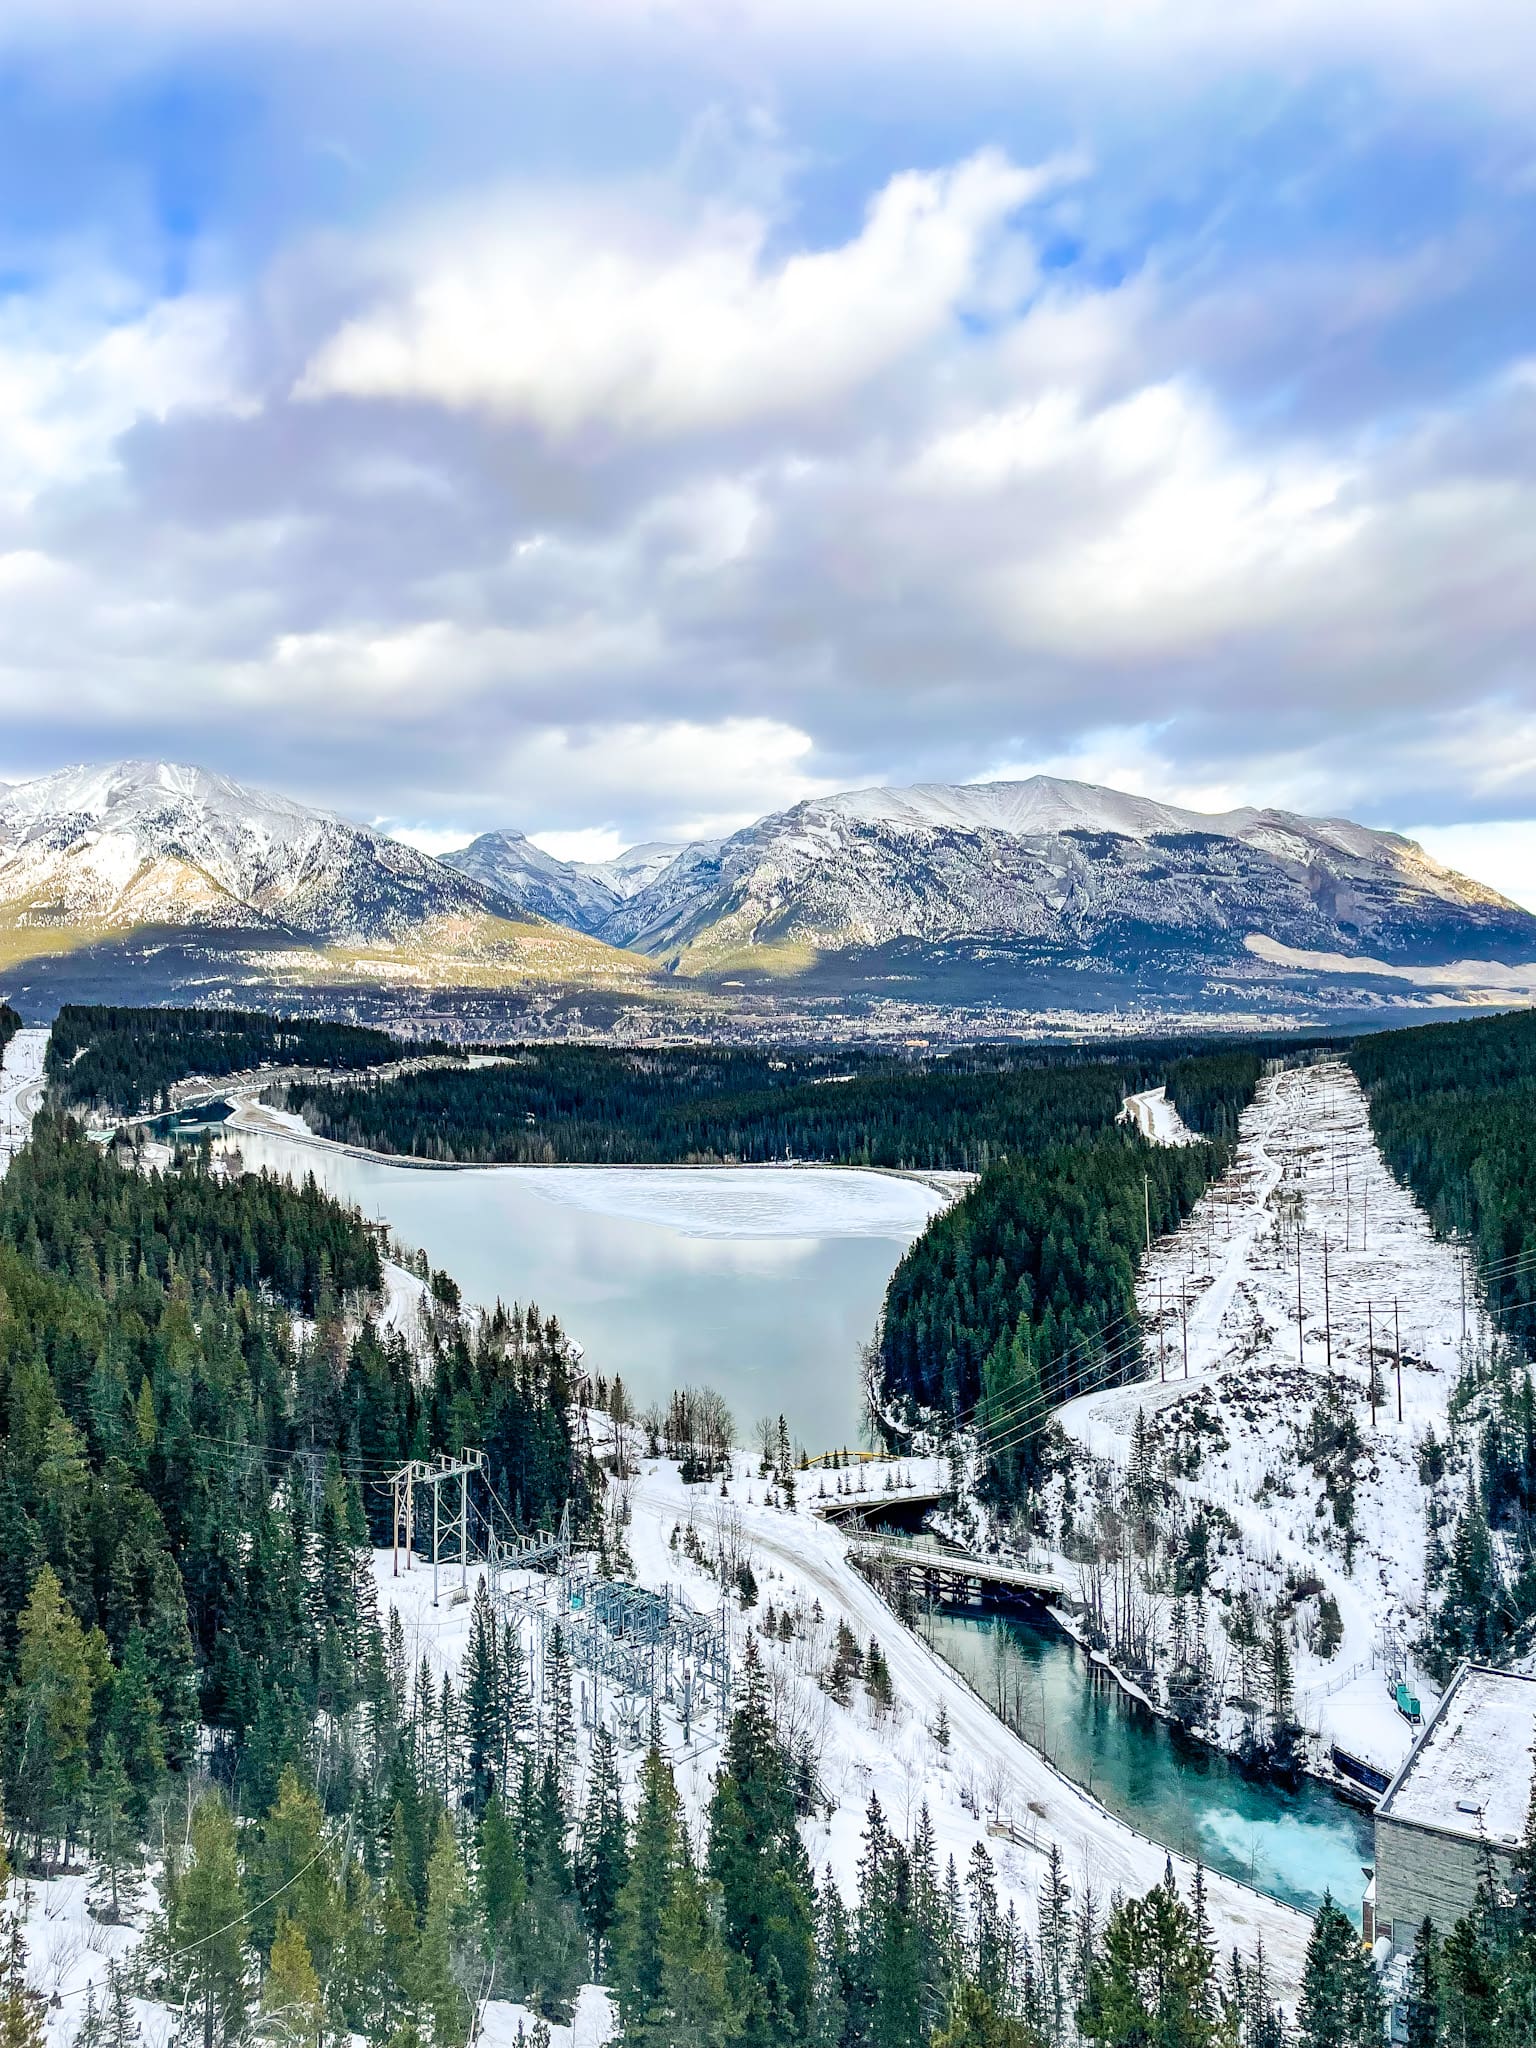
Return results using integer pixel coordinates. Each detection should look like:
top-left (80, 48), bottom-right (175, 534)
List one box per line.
top-left (442, 829), bottom-right (624, 933)
top-left (0, 761), bottom-right (652, 993)
top-left (603, 775), bottom-right (1536, 984)
top-left (443, 828), bottom-right (721, 936)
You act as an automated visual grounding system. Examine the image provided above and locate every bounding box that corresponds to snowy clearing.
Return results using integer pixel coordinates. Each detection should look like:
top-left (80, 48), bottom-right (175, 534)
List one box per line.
top-left (1055, 1056), bottom-right (1492, 1780)
top-left (1118, 1085), bottom-right (1198, 1146)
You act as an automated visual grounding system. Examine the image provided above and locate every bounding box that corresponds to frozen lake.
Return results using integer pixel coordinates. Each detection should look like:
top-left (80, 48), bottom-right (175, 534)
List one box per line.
top-left (228, 1122), bottom-right (946, 1451)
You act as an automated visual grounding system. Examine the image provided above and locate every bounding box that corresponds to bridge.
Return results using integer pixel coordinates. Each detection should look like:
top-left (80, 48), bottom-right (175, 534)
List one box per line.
top-left (844, 1526), bottom-right (1065, 1605)
top-left (814, 1485), bottom-right (950, 1523)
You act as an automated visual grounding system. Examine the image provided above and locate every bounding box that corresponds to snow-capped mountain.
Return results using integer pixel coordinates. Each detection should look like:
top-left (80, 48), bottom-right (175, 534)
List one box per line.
top-left (0, 760), bottom-right (505, 942)
top-left (443, 830), bottom-right (721, 936)
top-left (592, 775), bottom-right (1536, 978)
top-left (443, 830), bottom-right (624, 934)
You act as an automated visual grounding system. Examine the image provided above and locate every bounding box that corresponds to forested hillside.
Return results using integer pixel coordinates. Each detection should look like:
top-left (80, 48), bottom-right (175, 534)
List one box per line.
top-left (46, 1004), bottom-right (405, 1116)
top-left (1349, 1008), bottom-right (1536, 1673)
top-left (0, 1004), bottom-right (18, 1062)
top-left (1350, 1008), bottom-right (1536, 1346)
top-left (877, 1049), bottom-right (1265, 1494)
top-left (274, 1038), bottom-right (1302, 1173)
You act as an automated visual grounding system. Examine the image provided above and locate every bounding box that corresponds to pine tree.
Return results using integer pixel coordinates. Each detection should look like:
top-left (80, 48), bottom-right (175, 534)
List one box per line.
top-left (103, 1962), bottom-right (141, 2048)
top-left (13, 1564), bottom-right (101, 1861)
top-left (262, 1916), bottom-right (325, 2048)
top-left (612, 1739), bottom-right (735, 2045)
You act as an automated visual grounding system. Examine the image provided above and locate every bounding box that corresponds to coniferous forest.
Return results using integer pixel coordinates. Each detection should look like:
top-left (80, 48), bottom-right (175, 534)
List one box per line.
top-left (875, 1049), bottom-right (1263, 1495)
top-left (1348, 1009), bottom-right (1536, 1675)
top-left (0, 1015), bottom-right (1529, 2045)
top-left (0, 1093), bottom-right (1449, 2048)
top-left (46, 1006), bottom-right (407, 1117)
top-left (273, 1039), bottom-right (1305, 1174)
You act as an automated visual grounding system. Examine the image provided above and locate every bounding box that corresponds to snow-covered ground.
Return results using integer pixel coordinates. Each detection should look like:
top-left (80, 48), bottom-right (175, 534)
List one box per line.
top-left (370, 1441), bottom-right (1315, 2012)
top-left (0, 1026), bottom-right (49, 1169)
top-left (1055, 1057), bottom-right (1490, 1780)
top-left (1118, 1085), bottom-right (1198, 1146)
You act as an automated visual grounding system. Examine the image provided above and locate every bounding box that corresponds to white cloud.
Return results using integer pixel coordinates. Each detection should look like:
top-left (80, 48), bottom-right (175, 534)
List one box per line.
top-left (506, 717), bottom-right (839, 840)
top-left (296, 151), bottom-right (1072, 438)
top-left (529, 826), bottom-right (629, 863)
top-left (0, 291), bottom-right (241, 507)
top-left (1408, 822), bottom-right (1536, 911)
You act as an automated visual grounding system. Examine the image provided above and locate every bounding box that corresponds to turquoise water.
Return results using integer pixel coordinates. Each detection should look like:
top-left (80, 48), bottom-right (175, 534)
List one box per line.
top-left (928, 1606), bottom-right (1373, 1919)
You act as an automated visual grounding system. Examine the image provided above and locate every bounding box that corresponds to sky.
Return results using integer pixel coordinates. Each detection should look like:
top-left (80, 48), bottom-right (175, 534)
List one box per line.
top-left (0, 3), bottom-right (1534, 900)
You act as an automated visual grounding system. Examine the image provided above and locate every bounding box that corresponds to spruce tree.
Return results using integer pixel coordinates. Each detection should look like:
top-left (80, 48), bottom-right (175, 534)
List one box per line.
top-left (87, 1736), bottom-right (142, 1924)
top-left (1405, 1918), bottom-right (1441, 2048)
top-left (707, 1637), bottom-right (816, 2045)
top-left (0, 1911), bottom-right (44, 2048)
top-left (161, 1792), bottom-right (250, 2048)
top-left (417, 1813), bottom-right (472, 2046)
top-left (1296, 1894), bottom-right (1382, 2048)
top-left (612, 1741), bottom-right (690, 2043)
top-left (461, 1579), bottom-right (503, 1812)
top-left (575, 1727), bottom-right (628, 1973)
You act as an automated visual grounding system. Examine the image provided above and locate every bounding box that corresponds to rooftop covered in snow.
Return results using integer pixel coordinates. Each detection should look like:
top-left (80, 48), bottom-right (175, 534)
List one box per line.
top-left (1377, 1664), bottom-right (1536, 1850)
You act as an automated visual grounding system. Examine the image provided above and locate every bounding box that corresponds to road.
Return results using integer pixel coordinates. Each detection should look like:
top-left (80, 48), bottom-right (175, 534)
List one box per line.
top-left (626, 1456), bottom-right (1312, 1988)
top-left (0, 1027), bottom-right (49, 1171)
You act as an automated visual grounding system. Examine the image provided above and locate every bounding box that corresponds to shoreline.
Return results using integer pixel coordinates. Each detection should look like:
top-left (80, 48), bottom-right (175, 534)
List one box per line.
top-left (207, 1093), bottom-right (973, 1202)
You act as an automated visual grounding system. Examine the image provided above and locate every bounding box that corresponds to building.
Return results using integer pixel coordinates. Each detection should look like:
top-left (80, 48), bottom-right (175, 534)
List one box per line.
top-left (1366, 1662), bottom-right (1536, 1951)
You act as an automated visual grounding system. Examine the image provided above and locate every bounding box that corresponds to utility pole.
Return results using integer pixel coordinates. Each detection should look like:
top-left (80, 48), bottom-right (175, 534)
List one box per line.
top-left (1322, 1236), bottom-right (1332, 1375)
top-left (1460, 1255), bottom-right (1467, 1345)
top-left (1367, 1300), bottom-right (1376, 1428)
top-left (1394, 1298), bottom-right (1403, 1425)
top-left (1295, 1224), bottom-right (1304, 1369)
top-left (1158, 1276), bottom-right (1166, 1382)
top-left (1181, 1283), bottom-right (1189, 1379)
top-left (1144, 1173), bottom-right (1151, 1256)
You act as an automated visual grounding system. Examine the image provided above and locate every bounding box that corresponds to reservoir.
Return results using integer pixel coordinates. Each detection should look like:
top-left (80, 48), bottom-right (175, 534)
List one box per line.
top-left (226, 1115), bottom-right (1374, 1921)
top-left (227, 1121), bottom-right (943, 1451)
top-left (926, 1604), bottom-right (1374, 1919)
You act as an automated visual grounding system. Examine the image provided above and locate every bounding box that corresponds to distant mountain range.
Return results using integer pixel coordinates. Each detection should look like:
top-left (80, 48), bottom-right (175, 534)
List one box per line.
top-left (1, 760), bottom-right (1533, 1027)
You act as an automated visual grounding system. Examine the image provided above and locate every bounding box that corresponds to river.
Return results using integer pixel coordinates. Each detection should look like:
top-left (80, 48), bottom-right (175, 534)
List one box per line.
top-left (227, 1121), bottom-right (943, 1451)
top-left (926, 1605), bottom-right (1373, 1919)
top-left (226, 1113), bottom-right (1372, 1920)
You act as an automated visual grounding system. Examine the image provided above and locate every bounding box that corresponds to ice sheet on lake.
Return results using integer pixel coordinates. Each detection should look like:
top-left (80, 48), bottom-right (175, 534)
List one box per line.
top-left (500, 1164), bottom-right (948, 1239)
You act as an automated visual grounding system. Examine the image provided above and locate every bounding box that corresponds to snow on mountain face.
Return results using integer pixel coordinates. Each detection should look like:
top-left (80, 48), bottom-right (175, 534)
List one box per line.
top-left (601, 775), bottom-right (1536, 973)
top-left (0, 759), bottom-right (503, 943)
top-left (443, 830), bottom-right (624, 932)
top-left (443, 830), bottom-right (722, 935)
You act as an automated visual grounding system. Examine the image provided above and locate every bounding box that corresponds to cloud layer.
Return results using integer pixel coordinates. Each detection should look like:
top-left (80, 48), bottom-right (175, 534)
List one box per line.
top-left (0, 1), bottom-right (1533, 898)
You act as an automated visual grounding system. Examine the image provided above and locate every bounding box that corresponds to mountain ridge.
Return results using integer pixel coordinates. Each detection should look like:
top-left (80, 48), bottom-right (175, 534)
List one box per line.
top-left (0, 760), bottom-right (1531, 1022)
top-left (447, 774), bottom-right (1529, 980)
